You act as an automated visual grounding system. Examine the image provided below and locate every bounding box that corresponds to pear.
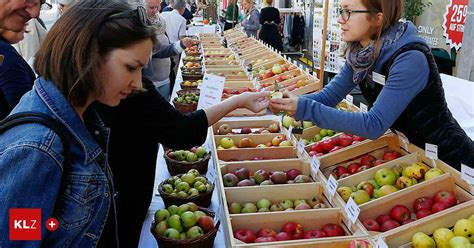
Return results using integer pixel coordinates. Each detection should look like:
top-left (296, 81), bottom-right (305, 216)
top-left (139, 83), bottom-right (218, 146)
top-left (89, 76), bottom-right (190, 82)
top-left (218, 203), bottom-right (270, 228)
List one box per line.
top-left (433, 228), bottom-right (454, 248)
top-left (448, 236), bottom-right (471, 248)
top-left (412, 232), bottom-right (435, 248)
top-left (453, 219), bottom-right (474, 243)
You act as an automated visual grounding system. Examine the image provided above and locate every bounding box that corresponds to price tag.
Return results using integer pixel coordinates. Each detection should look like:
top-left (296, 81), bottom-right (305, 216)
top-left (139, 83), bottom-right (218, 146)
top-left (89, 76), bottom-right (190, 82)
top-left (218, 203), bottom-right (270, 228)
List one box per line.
top-left (286, 126), bottom-right (293, 139)
top-left (311, 155), bottom-right (321, 174)
top-left (376, 237), bottom-right (389, 248)
top-left (344, 197), bottom-right (360, 224)
top-left (197, 74), bottom-right (225, 110)
top-left (345, 95), bottom-right (354, 105)
top-left (297, 139), bottom-right (306, 154)
top-left (360, 103), bottom-right (368, 112)
top-left (395, 130), bottom-right (409, 150)
top-left (327, 174), bottom-right (338, 199)
top-left (461, 164), bottom-right (474, 185)
top-left (425, 143), bottom-right (438, 160)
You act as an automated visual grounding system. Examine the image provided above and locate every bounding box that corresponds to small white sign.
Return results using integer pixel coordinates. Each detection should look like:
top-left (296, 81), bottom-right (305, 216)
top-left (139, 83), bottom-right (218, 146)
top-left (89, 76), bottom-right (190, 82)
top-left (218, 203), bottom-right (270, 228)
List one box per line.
top-left (311, 155), bottom-right (321, 174)
top-left (197, 74), bottom-right (225, 110)
top-left (373, 71), bottom-right (386, 85)
top-left (327, 174), bottom-right (339, 198)
top-left (344, 197), bottom-right (361, 224)
top-left (395, 130), bottom-right (409, 150)
top-left (286, 126), bottom-right (293, 140)
top-left (297, 139), bottom-right (306, 154)
top-left (461, 164), bottom-right (474, 185)
top-left (425, 143), bottom-right (438, 160)
top-left (360, 103), bottom-right (368, 112)
top-left (346, 95), bottom-right (354, 105)
top-left (376, 237), bottom-right (389, 248)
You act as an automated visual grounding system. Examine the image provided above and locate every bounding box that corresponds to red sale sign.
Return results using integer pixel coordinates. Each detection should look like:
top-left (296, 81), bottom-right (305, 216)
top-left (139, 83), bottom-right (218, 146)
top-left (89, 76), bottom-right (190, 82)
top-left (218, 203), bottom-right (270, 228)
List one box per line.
top-left (442, 0), bottom-right (469, 50)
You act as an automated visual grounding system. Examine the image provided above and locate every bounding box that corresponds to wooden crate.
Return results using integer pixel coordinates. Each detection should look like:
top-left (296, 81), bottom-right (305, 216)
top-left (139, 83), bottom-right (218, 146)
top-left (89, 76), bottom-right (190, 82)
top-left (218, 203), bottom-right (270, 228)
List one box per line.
top-left (258, 69), bottom-right (302, 85)
top-left (214, 133), bottom-right (292, 149)
top-left (359, 175), bottom-right (473, 237)
top-left (212, 119), bottom-right (280, 135)
top-left (204, 60), bottom-right (240, 66)
top-left (243, 53), bottom-right (280, 67)
top-left (255, 58), bottom-right (287, 70)
top-left (240, 49), bottom-right (273, 60)
top-left (379, 200), bottom-right (474, 247)
top-left (216, 146), bottom-right (297, 163)
top-left (263, 239), bottom-right (370, 248)
top-left (223, 81), bottom-right (255, 88)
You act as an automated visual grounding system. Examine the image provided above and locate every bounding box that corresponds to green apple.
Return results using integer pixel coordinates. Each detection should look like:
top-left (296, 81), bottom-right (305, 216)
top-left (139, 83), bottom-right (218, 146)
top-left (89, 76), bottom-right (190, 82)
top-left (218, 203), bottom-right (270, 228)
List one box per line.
top-left (302, 121), bottom-right (314, 129)
top-left (195, 146), bottom-right (207, 158)
top-left (395, 176), bottom-right (417, 189)
top-left (164, 228), bottom-right (180, 239)
top-left (448, 236), bottom-right (471, 248)
top-left (367, 179), bottom-right (380, 189)
top-left (186, 152), bottom-right (198, 162)
top-left (220, 137), bottom-right (235, 149)
top-left (181, 211), bottom-right (197, 228)
top-left (205, 183), bottom-right (213, 192)
top-left (194, 176), bottom-right (207, 184)
top-left (180, 232), bottom-right (187, 240)
top-left (174, 178), bottom-right (182, 188)
top-left (196, 184), bottom-right (207, 193)
top-left (282, 115), bottom-right (295, 129)
top-left (194, 210), bottom-right (206, 219)
top-left (337, 186), bottom-right (353, 202)
top-left (378, 185), bottom-right (398, 197)
top-left (167, 205), bottom-right (179, 216)
top-left (187, 202), bottom-right (199, 212)
top-left (188, 188), bottom-right (199, 196)
top-left (188, 169), bottom-right (200, 177)
top-left (293, 199), bottom-right (307, 207)
top-left (155, 209), bottom-right (170, 222)
top-left (350, 190), bottom-right (371, 205)
top-left (412, 232), bottom-right (435, 248)
top-left (319, 129), bottom-right (328, 137)
top-left (433, 228), bottom-right (454, 248)
top-left (229, 202), bottom-right (242, 214)
top-left (270, 203), bottom-right (284, 211)
top-left (162, 184), bottom-right (174, 194)
top-left (373, 189), bottom-right (381, 198)
top-left (374, 168), bottom-right (398, 186)
top-left (174, 150), bottom-right (186, 161)
top-left (313, 134), bottom-right (322, 142)
top-left (178, 204), bottom-right (190, 215)
top-left (167, 215), bottom-right (183, 232)
top-left (258, 208), bottom-right (270, 212)
top-left (326, 130), bottom-right (335, 136)
top-left (154, 220), bottom-right (168, 235)
top-left (279, 199), bottom-right (294, 210)
top-left (424, 168), bottom-right (444, 180)
top-left (177, 191), bottom-right (188, 198)
top-left (187, 226), bottom-right (204, 239)
top-left (193, 181), bottom-right (204, 189)
top-left (403, 162), bottom-right (426, 181)
top-left (176, 182), bottom-right (190, 193)
top-left (256, 199), bottom-right (272, 209)
top-left (279, 140), bottom-right (292, 147)
top-left (241, 203), bottom-right (257, 213)
top-left (453, 219), bottom-right (474, 243)
top-left (181, 173), bottom-right (196, 186)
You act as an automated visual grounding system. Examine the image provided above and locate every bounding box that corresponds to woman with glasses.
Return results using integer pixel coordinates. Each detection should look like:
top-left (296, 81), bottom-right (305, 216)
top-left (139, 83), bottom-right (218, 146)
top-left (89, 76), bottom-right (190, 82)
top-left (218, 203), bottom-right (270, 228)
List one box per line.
top-left (0, 1), bottom-right (156, 246)
top-left (270, 0), bottom-right (473, 169)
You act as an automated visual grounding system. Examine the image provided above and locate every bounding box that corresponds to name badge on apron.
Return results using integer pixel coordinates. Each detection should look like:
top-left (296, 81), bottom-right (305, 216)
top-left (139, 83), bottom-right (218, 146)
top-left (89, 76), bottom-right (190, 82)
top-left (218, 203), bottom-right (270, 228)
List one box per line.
top-left (372, 71), bottom-right (386, 85)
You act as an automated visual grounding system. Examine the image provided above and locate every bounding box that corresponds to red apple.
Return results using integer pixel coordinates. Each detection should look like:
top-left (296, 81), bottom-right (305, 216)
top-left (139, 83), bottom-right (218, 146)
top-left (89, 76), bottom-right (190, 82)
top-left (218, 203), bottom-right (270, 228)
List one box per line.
top-left (374, 159), bottom-right (386, 166)
top-left (432, 191), bottom-right (457, 208)
top-left (233, 167), bottom-right (250, 181)
top-left (255, 237), bottom-right (277, 243)
top-left (336, 134), bottom-right (353, 147)
top-left (197, 216), bottom-right (214, 232)
top-left (320, 139), bottom-right (337, 153)
top-left (390, 205), bottom-right (411, 223)
top-left (286, 169), bottom-right (302, 181)
top-left (281, 222), bottom-right (305, 240)
top-left (256, 228), bottom-right (277, 238)
top-left (401, 219), bottom-right (415, 225)
top-left (383, 150), bottom-right (401, 161)
top-left (308, 151), bottom-right (318, 157)
top-left (332, 166), bottom-right (348, 177)
top-left (362, 219), bottom-right (381, 232)
top-left (275, 231), bottom-right (292, 241)
top-left (415, 209), bottom-right (432, 219)
top-left (380, 220), bottom-right (400, 232)
top-left (357, 165), bottom-right (371, 172)
top-left (234, 229), bottom-right (257, 243)
top-left (304, 230), bottom-right (327, 239)
top-left (431, 202), bottom-right (447, 213)
top-left (311, 142), bottom-right (326, 154)
top-left (329, 146), bottom-right (343, 153)
top-left (347, 163), bottom-right (361, 174)
top-left (376, 214), bottom-right (392, 225)
top-left (320, 223), bottom-right (345, 237)
top-left (413, 197), bottom-right (434, 212)
top-left (359, 154), bottom-right (376, 166)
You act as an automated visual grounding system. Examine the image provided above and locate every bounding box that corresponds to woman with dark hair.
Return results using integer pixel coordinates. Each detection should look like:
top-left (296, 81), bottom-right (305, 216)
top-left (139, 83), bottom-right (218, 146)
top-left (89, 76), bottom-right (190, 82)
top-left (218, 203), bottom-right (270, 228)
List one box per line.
top-left (270, 0), bottom-right (473, 169)
top-left (258, 0), bottom-right (283, 51)
top-left (0, 1), bottom-right (156, 246)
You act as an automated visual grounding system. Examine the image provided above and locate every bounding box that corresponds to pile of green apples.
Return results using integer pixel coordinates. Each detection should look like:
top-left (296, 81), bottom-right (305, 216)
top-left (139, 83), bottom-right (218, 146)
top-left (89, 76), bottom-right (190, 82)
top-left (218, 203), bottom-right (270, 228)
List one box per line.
top-left (161, 169), bottom-right (213, 198)
top-left (302, 128), bottom-right (338, 146)
top-left (281, 115), bottom-right (315, 130)
top-left (337, 162), bottom-right (444, 205)
top-left (228, 196), bottom-right (327, 214)
top-left (412, 214), bottom-right (474, 248)
top-left (153, 202), bottom-right (215, 240)
top-left (166, 146), bottom-right (208, 162)
top-left (174, 93), bottom-right (199, 104)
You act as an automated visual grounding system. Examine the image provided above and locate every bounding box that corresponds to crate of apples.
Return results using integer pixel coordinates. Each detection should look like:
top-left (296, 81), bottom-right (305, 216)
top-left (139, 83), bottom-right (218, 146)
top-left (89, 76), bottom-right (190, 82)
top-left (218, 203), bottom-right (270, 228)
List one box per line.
top-left (228, 195), bottom-right (328, 214)
top-left (216, 123), bottom-right (280, 135)
top-left (222, 167), bottom-right (313, 187)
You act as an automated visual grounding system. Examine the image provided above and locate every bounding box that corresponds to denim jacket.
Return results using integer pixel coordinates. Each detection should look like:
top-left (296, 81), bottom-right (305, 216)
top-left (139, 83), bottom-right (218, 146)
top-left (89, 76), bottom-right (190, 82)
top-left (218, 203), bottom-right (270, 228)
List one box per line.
top-left (0, 78), bottom-right (117, 247)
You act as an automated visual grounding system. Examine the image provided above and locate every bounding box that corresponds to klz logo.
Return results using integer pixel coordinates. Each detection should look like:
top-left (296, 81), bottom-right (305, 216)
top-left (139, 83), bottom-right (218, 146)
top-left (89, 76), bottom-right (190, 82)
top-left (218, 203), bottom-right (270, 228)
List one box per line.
top-left (9, 208), bottom-right (41, 240)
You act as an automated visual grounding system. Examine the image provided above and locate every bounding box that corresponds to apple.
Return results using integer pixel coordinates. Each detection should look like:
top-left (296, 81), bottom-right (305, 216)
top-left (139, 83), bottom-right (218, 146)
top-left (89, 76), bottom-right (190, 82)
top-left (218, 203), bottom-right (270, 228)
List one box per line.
top-left (431, 202), bottom-right (447, 213)
top-left (286, 169), bottom-right (302, 180)
top-left (275, 232), bottom-right (292, 241)
top-left (181, 211), bottom-right (197, 228)
top-left (233, 167), bottom-right (250, 181)
top-left (241, 203), bottom-right (258, 213)
top-left (357, 181), bottom-right (375, 197)
top-left (295, 203), bottom-right (311, 210)
top-left (237, 179), bottom-right (256, 187)
top-left (268, 123), bottom-right (280, 133)
top-left (337, 187), bottom-right (353, 202)
top-left (302, 121), bottom-right (314, 129)
top-left (320, 139), bottom-right (337, 153)
top-left (376, 215), bottom-right (393, 225)
top-left (260, 180), bottom-right (274, 185)
top-left (238, 138), bottom-right (255, 148)
top-left (382, 150), bottom-right (401, 161)
top-left (307, 196), bottom-right (323, 207)
top-left (256, 199), bottom-right (272, 209)
top-left (380, 220), bottom-right (400, 232)
top-left (258, 208), bottom-right (269, 212)
top-left (271, 135), bottom-right (285, 146)
top-left (415, 209), bottom-right (432, 219)
top-left (448, 236), bottom-right (471, 247)
top-left (223, 173), bottom-right (239, 187)
top-left (195, 146), bottom-right (207, 158)
top-left (255, 236), bottom-right (277, 243)
top-left (155, 209), bottom-right (170, 222)
top-left (362, 219), bottom-right (380, 231)
top-left (270, 203), bottom-right (284, 212)
top-left (167, 214), bottom-right (183, 232)
top-left (281, 222), bottom-right (305, 239)
top-left (413, 197), bottom-right (434, 212)
top-left (313, 203), bottom-right (327, 209)
top-left (374, 168), bottom-right (397, 186)
top-left (395, 176), bottom-right (417, 189)
top-left (294, 175), bottom-right (312, 183)
top-left (253, 169), bottom-right (270, 184)
top-left (349, 240), bottom-right (371, 248)
top-left (234, 229), bottom-right (257, 243)
top-left (270, 171), bottom-right (288, 184)
top-left (333, 166), bottom-right (348, 178)
top-left (229, 202), bottom-right (242, 214)
top-left (272, 64), bottom-right (283, 74)
top-left (311, 142), bottom-right (326, 154)
top-left (433, 190), bottom-right (457, 208)
top-left (337, 134), bottom-right (353, 147)
top-left (164, 228), bottom-right (180, 239)
top-left (403, 162), bottom-right (426, 180)
top-left (402, 219), bottom-right (415, 225)
top-left (378, 185), bottom-right (398, 197)
top-left (350, 190), bottom-right (371, 205)
top-left (218, 124), bottom-right (232, 135)
top-left (347, 163), bottom-right (361, 174)
top-left (197, 216), bottom-right (214, 232)
top-left (374, 159), bottom-right (386, 166)
top-left (279, 140), bottom-right (292, 147)
top-left (240, 127), bottom-right (252, 134)
top-left (220, 137), bottom-right (235, 149)
top-left (424, 168), bottom-right (444, 180)
top-left (359, 154), bottom-right (376, 166)
top-left (453, 219), bottom-right (474, 243)
top-left (280, 199), bottom-right (294, 209)
top-left (329, 146), bottom-right (343, 152)
top-left (304, 230), bottom-right (327, 239)
top-left (357, 165), bottom-right (371, 173)
top-left (389, 205), bottom-right (411, 223)
top-left (154, 220), bottom-right (168, 235)
top-left (321, 223), bottom-right (345, 237)
top-left (282, 115), bottom-right (295, 129)
top-left (256, 228), bottom-right (277, 238)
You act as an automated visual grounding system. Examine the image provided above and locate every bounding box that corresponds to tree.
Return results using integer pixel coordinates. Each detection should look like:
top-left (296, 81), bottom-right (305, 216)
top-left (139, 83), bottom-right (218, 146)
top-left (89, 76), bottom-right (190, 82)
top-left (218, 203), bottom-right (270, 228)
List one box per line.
top-left (404, 0), bottom-right (432, 23)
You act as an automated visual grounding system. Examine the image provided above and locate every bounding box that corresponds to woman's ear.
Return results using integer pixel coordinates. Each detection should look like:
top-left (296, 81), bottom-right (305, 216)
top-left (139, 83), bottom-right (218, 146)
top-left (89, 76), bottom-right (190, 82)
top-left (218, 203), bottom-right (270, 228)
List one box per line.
top-left (375, 12), bottom-right (384, 27)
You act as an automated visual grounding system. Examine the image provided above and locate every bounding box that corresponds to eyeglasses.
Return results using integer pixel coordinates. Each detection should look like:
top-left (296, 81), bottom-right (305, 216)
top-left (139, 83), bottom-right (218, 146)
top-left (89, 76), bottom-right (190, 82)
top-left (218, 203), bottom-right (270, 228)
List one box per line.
top-left (338, 8), bottom-right (377, 21)
top-left (106, 6), bottom-right (151, 26)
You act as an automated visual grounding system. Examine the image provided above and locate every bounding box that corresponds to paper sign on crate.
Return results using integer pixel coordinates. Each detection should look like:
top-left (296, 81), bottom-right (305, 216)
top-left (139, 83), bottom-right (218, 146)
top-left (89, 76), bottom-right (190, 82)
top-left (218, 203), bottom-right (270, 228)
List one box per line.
top-left (327, 174), bottom-right (338, 199)
top-left (197, 74), bottom-right (225, 110)
top-left (297, 139), bottom-right (305, 154)
top-left (461, 164), bottom-right (474, 185)
top-left (345, 95), bottom-right (354, 105)
top-left (360, 103), bottom-right (368, 112)
top-left (344, 197), bottom-right (360, 224)
top-left (425, 143), bottom-right (438, 160)
top-left (310, 156), bottom-right (321, 179)
top-left (375, 237), bottom-right (389, 248)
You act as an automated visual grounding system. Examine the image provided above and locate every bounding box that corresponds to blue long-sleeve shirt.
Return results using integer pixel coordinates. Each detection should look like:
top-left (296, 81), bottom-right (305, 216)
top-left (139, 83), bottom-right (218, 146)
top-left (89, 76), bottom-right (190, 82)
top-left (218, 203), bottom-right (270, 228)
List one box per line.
top-left (296, 22), bottom-right (430, 140)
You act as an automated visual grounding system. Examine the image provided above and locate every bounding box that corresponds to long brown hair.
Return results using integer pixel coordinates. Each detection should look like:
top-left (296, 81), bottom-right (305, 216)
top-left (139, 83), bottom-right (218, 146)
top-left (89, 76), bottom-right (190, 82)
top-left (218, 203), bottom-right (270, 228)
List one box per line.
top-left (34, 0), bottom-right (156, 107)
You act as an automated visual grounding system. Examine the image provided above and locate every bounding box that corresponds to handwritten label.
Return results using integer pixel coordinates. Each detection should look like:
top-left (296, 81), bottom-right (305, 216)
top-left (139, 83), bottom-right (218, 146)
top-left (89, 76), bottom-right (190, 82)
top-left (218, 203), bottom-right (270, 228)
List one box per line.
top-left (311, 156), bottom-right (321, 174)
top-left (197, 74), bottom-right (225, 110)
top-left (297, 139), bottom-right (306, 154)
top-left (344, 197), bottom-right (360, 224)
top-left (461, 164), bottom-right (474, 185)
top-left (327, 175), bottom-right (338, 198)
top-left (376, 237), bottom-right (389, 248)
top-left (395, 130), bottom-right (409, 150)
top-left (360, 103), bottom-right (368, 112)
top-left (345, 95), bottom-right (353, 105)
top-left (425, 143), bottom-right (438, 160)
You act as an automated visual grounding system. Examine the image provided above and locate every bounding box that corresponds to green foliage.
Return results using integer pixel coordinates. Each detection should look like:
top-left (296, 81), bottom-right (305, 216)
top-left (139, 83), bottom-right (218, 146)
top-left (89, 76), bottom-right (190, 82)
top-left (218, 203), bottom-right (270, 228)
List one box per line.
top-left (404, 0), bottom-right (432, 22)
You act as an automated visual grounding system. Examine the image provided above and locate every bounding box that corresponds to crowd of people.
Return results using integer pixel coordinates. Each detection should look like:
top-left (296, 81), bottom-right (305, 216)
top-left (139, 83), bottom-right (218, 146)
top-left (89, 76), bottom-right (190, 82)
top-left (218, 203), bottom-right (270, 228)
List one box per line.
top-left (0, 0), bottom-right (472, 247)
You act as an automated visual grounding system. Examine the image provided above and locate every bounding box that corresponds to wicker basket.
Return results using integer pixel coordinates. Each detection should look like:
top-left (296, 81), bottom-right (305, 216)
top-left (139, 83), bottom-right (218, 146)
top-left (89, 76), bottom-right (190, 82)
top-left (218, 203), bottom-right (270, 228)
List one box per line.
top-left (158, 175), bottom-right (214, 208)
top-left (172, 101), bottom-right (198, 113)
top-left (182, 74), bottom-right (204, 81)
top-left (150, 207), bottom-right (221, 248)
top-left (185, 51), bottom-right (201, 57)
top-left (164, 152), bottom-right (211, 176)
top-left (180, 82), bottom-right (198, 90)
top-left (177, 89), bottom-right (200, 96)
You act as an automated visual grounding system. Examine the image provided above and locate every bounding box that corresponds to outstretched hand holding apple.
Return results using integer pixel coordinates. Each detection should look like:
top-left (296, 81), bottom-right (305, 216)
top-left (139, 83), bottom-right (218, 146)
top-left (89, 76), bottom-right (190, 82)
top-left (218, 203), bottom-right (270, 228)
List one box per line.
top-left (234, 91), bottom-right (271, 113)
top-left (269, 91), bottom-right (299, 116)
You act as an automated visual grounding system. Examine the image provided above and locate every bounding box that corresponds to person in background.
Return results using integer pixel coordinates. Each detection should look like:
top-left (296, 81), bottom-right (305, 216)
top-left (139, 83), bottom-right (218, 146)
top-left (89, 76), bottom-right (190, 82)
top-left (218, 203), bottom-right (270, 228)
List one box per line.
top-left (13, 18), bottom-right (47, 62)
top-left (161, 0), bottom-right (187, 75)
top-left (270, 0), bottom-right (474, 169)
top-left (259, 0), bottom-right (283, 51)
top-left (224, 0), bottom-right (239, 30)
top-left (161, 0), bottom-right (174, 12)
top-left (241, 0), bottom-right (260, 38)
top-left (160, 0), bottom-right (168, 12)
top-left (58, 0), bottom-right (76, 15)
top-left (0, 0), bottom-right (41, 32)
top-left (162, 0), bottom-right (194, 24)
top-left (0, 26), bottom-right (36, 120)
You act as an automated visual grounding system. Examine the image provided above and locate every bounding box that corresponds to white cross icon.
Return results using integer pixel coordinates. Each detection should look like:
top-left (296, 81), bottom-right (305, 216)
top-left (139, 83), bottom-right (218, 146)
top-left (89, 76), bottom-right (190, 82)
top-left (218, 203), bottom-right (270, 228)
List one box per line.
top-left (49, 221), bottom-right (56, 228)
